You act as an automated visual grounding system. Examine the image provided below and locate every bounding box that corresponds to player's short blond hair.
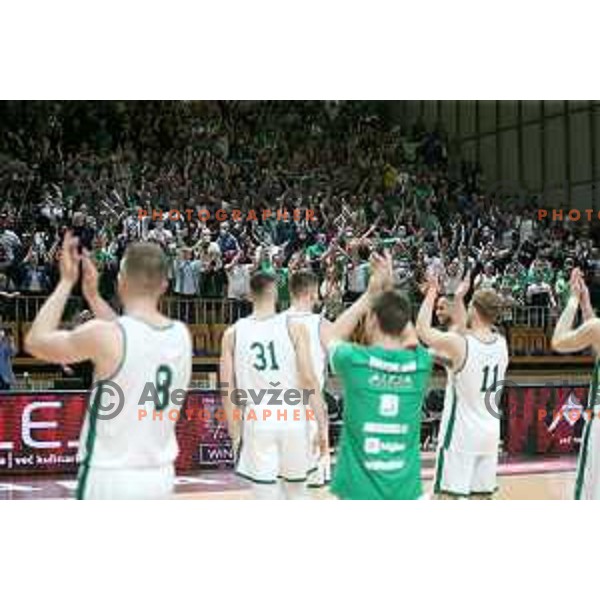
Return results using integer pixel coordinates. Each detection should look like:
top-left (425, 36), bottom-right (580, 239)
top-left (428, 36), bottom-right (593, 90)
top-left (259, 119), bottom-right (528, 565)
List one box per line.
top-left (289, 270), bottom-right (318, 298)
top-left (121, 242), bottom-right (169, 293)
top-left (471, 289), bottom-right (503, 324)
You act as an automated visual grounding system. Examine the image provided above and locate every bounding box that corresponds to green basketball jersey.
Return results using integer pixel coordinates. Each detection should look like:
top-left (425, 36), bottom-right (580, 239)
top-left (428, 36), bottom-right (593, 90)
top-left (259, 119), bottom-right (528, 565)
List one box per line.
top-left (330, 342), bottom-right (433, 500)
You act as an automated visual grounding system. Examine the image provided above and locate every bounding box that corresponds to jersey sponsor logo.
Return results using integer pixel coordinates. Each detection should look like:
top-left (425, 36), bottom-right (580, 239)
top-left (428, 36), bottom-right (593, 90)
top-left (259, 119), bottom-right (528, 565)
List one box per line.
top-left (364, 459), bottom-right (406, 471)
top-left (364, 438), bottom-right (381, 454)
top-left (368, 357), bottom-right (417, 373)
top-left (379, 394), bottom-right (399, 417)
top-left (364, 437), bottom-right (406, 454)
top-left (368, 373), bottom-right (415, 389)
top-left (363, 422), bottom-right (408, 435)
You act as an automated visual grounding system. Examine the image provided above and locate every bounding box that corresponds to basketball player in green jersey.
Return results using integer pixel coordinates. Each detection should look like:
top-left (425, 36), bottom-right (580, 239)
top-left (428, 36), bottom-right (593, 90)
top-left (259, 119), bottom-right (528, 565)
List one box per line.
top-left (323, 252), bottom-right (434, 500)
top-left (552, 268), bottom-right (600, 500)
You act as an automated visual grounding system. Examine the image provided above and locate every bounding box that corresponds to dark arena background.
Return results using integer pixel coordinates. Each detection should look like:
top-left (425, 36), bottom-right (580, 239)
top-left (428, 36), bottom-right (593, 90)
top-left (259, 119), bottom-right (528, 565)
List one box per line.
top-left (0, 100), bottom-right (598, 499)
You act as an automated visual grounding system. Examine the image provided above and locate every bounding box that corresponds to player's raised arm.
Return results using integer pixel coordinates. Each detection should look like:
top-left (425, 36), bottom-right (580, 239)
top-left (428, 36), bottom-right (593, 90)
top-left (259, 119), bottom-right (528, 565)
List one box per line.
top-left (289, 321), bottom-right (328, 454)
top-left (322, 251), bottom-right (392, 347)
top-left (578, 269), bottom-right (596, 322)
top-left (552, 268), bottom-right (600, 354)
top-left (416, 274), bottom-right (466, 369)
top-left (219, 325), bottom-right (240, 449)
top-left (318, 317), bottom-right (334, 352)
top-left (24, 231), bottom-right (121, 375)
top-left (450, 271), bottom-right (470, 333)
top-left (81, 249), bottom-right (118, 321)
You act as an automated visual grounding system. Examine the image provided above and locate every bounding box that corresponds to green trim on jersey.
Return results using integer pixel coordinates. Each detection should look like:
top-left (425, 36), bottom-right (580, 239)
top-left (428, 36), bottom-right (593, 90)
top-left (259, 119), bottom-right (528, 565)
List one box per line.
top-left (236, 471), bottom-right (278, 485)
top-left (433, 452), bottom-right (446, 495)
top-left (75, 322), bottom-right (127, 500)
top-left (442, 386), bottom-right (459, 449)
top-left (278, 467), bottom-right (318, 483)
top-left (454, 336), bottom-right (469, 375)
top-left (104, 320), bottom-right (128, 382)
top-left (435, 489), bottom-right (469, 498)
top-left (470, 486), bottom-right (499, 497)
top-left (434, 385), bottom-right (458, 495)
top-left (126, 314), bottom-right (176, 331)
top-left (575, 360), bottom-right (599, 500)
top-left (76, 384), bottom-right (102, 500)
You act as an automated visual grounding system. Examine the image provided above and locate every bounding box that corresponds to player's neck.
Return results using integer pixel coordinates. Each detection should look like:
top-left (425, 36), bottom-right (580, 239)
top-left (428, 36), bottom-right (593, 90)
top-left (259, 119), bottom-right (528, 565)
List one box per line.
top-left (252, 301), bottom-right (276, 319)
top-left (375, 337), bottom-right (405, 350)
top-left (124, 298), bottom-right (164, 322)
top-left (290, 299), bottom-right (313, 313)
top-left (468, 322), bottom-right (495, 341)
top-left (373, 330), bottom-right (419, 351)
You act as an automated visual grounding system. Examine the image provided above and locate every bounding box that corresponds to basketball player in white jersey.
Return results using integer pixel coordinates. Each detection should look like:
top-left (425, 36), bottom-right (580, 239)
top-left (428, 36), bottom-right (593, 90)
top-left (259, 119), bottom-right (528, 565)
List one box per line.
top-left (416, 277), bottom-right (509, 499)
top-left (551, 268), bottom-right (600, 500)
top-left (220, 271), bottom-right (327, 500)
top-left (25, 232), bottom-right (192, 499)
top-left (285, 270), bottom-right (332, 487)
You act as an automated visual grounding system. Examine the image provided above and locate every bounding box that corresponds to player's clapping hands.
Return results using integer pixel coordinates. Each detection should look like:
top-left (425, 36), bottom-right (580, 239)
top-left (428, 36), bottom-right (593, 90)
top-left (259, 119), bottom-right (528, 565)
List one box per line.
top-left (368, 250), bottom-right (394, 294)
top-left (59, 231), bottom-right (81, 287)
top-left (569, 267), bottom-right (585, 301)
top-left (455, 271), bottom-right (472, 299)
top-left (570, 267), bottom-right (593, 316)
top-left (423, 271), bottom-right (441, 299)
top-left (81, 249), bottom-right (99, 300)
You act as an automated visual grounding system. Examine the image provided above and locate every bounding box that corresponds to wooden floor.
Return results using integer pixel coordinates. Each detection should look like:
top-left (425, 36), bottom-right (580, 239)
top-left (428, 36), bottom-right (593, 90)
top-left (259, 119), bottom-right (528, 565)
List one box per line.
top-left (493, 471), bottom-right (576, 500)
top-left (175, 472), bottom-right (577, 500)
top-left (177, 453), bottom-right (579, 500)
top-left (0, 456), bottom-right (578, 500)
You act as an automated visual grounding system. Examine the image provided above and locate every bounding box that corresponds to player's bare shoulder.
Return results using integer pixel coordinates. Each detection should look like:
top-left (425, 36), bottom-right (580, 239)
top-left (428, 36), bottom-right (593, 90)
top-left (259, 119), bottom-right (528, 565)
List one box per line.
top-left (221, 324), bottom-right (236, 350)
top-left (287, 319), bottom-right (308, 345)
top-left (81, 318), bottom-right (125, 380)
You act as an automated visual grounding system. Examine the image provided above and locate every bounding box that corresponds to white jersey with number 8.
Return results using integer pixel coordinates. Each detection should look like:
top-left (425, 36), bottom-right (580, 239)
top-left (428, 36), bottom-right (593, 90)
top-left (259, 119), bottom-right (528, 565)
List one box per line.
top-left (78, 315), bottom-right (193, 471)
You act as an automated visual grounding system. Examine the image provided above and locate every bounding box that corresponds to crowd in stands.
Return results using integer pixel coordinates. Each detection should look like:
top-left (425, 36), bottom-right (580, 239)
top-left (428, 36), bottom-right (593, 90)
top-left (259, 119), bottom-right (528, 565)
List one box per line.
top-left (1, 100), bottom-right (600, 325)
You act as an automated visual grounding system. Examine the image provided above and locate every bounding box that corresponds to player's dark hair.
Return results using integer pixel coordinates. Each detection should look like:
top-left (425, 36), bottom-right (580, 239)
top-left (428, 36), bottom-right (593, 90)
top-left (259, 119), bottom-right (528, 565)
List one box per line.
top-left (289, 270), bottom-right (318, 298)
top-left (122, 242), bottom-right (169, 291)
top-left (250, 271), bottom-right (277, 297)
top-left (370, 290), bottom-right (412, 336)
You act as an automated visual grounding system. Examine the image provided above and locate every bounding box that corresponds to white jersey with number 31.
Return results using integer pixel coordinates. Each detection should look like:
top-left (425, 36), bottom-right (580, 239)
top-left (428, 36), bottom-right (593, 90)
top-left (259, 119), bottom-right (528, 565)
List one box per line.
top-left (233, 313), bottom-right (301, 427)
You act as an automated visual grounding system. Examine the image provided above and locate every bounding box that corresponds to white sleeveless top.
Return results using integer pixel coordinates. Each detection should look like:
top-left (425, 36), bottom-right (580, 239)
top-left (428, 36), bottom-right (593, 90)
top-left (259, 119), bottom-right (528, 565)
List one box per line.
top-left (78, 315), bottom-right (193, 469)
top-left (440, 333), bottom-right (509, 455)
top-left (284, 308), bottom-right (326, 391)
top-left (233, 313), bottom-right (303, 428)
